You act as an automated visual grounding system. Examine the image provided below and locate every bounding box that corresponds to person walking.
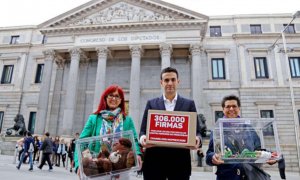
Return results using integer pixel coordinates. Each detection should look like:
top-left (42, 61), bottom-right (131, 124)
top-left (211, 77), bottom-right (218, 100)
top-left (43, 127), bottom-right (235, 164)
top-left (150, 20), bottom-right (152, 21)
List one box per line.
top-left (56, 138), bottom-right (67, 167)
top-left (33, 136), bottom-right (40, 163)
top-left (278, 155), bottom-right (286, 180)
top-left (68, 132), bottom-right (79, 172)
top-left (38, 132), bottom-right (53, 171)
top-left (16, 131), bottom-right (34, 171)
top-left (52, 136), bottom-right (59, 166)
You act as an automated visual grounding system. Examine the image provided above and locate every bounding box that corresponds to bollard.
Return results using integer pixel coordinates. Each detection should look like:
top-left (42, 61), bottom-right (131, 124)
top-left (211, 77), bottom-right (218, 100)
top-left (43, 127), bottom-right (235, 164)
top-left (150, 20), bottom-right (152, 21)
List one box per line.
top-left (12, 146), bottom-right (18, 164)
top-left (65, 152), bottom-right (69, 170)
top-left (38, 150), bottom-right (43, 165)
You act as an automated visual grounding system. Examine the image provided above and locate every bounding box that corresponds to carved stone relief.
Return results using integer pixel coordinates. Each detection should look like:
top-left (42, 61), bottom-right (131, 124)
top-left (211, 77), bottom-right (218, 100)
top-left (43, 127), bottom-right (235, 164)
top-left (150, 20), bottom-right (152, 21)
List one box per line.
top-left (69, 2), bottom-right (174, 26)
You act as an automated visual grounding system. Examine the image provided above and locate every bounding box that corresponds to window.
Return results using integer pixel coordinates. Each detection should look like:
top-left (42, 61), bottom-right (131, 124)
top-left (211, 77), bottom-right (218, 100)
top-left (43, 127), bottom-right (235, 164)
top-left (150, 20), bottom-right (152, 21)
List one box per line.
top-left (261, 110), bottom-right (274, 118)
top-left (260, 110), bottom-right (274, 135)
top-left (42, 35), bottom-right (47, 44)
top-left (1, 65), bottom-right (14, 84)
top-left (28, 112), bottom-right (36, 134)
top-left (212, 58), bottom-right (225, 79)
top-left (210, 26), bottom-right (222, 37)
top-left (254, 57), bottom-right (269, 78)
top-left (215, 111), bottom-right (224, 122)
top-left (250, 24), bottom-right (262, 34)
top-left (289, 57), bottom-right (300, 78)
top-left (10, 35), bottom-right (20, 44)
top-left (283, 24), bottom-right (295, 34)
top-left (0, 111), bottom-right (4, 133)
top-left (35, 64), bottom-right (44, 83)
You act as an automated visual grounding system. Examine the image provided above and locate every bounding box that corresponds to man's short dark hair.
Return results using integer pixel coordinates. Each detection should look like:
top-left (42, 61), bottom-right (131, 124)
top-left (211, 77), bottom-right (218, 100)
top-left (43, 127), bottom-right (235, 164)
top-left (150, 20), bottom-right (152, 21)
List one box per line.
top-left (45, 132), bottom-right (50, 137)
top-left (221, 95), bottom-right (241, 108)
top-left (160, 67), bottom-right (179, 80)
top-left (26, 131), bottom-right (32, 137)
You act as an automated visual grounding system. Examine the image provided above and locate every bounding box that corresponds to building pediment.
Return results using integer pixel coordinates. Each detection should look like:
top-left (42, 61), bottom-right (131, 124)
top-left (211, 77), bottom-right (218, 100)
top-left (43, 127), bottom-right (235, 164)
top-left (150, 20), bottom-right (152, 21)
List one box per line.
top-left (39, 0), bottom-right (208, 33)
top-left (69, 1), bottom-right (176, 26)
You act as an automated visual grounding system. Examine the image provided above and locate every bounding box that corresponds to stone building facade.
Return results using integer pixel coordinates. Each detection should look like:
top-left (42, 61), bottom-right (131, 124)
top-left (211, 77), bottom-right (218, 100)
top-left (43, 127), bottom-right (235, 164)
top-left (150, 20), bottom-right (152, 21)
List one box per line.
top-left (0, 0), bottom-right (299, 171)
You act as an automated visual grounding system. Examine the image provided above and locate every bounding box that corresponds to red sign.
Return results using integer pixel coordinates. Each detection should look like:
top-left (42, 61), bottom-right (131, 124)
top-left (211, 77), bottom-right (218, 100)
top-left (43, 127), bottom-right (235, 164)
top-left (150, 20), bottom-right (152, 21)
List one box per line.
top-left (148, 112), bottom-right (190, 144)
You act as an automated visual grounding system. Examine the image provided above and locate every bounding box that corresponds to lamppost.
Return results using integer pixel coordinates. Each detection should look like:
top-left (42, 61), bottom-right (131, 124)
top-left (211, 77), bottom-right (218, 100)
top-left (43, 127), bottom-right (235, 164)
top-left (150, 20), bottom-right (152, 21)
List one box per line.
top-left (270, 11), bottom-right (300, 168)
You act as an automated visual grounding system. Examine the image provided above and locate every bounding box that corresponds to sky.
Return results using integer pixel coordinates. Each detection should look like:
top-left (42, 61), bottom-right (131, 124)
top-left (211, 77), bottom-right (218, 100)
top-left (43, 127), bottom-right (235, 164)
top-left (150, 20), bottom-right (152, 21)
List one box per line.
top-left (0, 0), bottom-right (300, 27)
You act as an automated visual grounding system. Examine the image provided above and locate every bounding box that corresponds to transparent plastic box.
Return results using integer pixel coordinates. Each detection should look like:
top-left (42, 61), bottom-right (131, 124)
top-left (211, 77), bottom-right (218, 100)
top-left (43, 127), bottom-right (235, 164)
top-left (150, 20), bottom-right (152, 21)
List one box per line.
top-left (213, 118), bottom-right (281, 163)
top-left (76, 130), bottom-right (139, 180)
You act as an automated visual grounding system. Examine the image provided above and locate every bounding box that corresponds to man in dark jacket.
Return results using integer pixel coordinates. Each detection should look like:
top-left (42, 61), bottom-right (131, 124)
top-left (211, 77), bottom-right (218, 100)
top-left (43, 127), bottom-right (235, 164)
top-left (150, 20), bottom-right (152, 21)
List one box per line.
top-left (16, 131), bottom-right (34, 171)
top-left (37, 132), bottom-right (53, 171)
top-left (139, 67), bottom-right (201, 180)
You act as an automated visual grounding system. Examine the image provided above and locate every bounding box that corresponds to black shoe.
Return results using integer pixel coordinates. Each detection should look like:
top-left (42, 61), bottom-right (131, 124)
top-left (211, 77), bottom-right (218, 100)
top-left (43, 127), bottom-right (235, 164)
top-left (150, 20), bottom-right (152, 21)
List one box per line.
top-left (16, 166), bottom-right (20, 170)
top-left (70, 169), bottom-right (72, 172)
top-left (28, 168), bottom-right (33, 171)
top-left (37, 166), bottom-right (42, 170)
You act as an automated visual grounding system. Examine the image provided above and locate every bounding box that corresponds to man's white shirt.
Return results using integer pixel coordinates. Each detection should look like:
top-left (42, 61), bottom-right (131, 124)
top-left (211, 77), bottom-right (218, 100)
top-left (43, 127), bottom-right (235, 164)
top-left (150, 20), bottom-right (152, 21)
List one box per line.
top-left (163, 93), bottom-right (178, 111)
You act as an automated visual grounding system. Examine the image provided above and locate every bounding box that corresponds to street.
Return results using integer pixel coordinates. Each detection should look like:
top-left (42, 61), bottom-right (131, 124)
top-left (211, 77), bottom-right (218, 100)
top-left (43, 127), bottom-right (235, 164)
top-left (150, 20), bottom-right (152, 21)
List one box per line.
top-left (0, 155), bottom-right (299, 179)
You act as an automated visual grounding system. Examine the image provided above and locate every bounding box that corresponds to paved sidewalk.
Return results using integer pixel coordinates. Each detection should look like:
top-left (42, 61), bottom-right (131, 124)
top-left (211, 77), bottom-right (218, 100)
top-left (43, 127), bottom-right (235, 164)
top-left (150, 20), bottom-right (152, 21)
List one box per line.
top-left (1, 155), bottom-right (299, 179)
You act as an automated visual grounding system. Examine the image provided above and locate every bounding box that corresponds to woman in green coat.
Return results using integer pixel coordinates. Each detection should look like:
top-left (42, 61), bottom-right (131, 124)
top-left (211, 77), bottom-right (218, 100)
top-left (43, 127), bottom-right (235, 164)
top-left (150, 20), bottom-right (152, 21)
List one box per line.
top-left (74, 85), bottom-right (142, 179)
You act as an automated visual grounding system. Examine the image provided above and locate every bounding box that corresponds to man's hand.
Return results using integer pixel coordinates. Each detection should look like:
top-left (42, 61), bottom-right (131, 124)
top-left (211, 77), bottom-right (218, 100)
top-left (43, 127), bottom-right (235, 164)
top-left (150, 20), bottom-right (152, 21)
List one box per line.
top-left (212, 153), bottom-right (224, 165)
top-left (189, 136), bottom-right (201, 150)
top-left (266, 159), bottom-right (277, 165)
top-left (139, 135), bottom-right (154, 148)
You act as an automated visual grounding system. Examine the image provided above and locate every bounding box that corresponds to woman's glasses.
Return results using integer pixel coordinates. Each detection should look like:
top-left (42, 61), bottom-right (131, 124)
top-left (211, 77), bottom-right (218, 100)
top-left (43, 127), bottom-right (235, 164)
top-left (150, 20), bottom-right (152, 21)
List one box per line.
top-left (107, 94), bottom-right (121, 100)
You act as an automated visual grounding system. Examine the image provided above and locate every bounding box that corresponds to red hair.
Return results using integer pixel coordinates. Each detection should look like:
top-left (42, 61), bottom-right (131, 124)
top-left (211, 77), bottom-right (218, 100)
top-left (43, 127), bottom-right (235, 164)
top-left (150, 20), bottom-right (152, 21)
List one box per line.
top-left (93, 85), bottom-right (126, 116)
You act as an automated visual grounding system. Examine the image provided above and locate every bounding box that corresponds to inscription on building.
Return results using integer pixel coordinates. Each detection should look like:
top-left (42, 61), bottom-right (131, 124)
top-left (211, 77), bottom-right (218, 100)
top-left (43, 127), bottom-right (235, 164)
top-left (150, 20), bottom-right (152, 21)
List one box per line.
top-left (76, 32), bottom-right (165, 45)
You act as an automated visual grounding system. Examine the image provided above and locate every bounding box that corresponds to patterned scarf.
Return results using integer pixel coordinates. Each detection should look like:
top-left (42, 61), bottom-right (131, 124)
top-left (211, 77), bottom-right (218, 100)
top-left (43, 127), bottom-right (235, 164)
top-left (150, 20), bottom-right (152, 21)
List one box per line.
top-left (99, 107), bottom-right (123, 137)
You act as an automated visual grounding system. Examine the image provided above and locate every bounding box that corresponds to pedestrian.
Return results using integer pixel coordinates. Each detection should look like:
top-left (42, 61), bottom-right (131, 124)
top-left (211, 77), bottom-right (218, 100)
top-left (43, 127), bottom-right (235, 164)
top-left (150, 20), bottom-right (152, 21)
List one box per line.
top-left (68, 132), bottom-right (79, 172)
top-left (56, 138), bottom-right (67, 167)
top-left (38, 132), bottom-right (53, 171)
top-left (278, 155), bottom-right (286, 180)
top-left (16, 137), bottom-right (24, 162)
top-left (33, 136), bottom-right (40, 162)
top-left (197, 147), bottom-right (204, 167)
top-left (197, 114), bottom-right (206, 167)
top-left (74, 84), bottom-right (142, 179)
top-left (16, 131), bottom-right (34, 171)
top-left (139, 67), bottom-right (202, 180)
top-left (52, 136), bottom-right (59, 166)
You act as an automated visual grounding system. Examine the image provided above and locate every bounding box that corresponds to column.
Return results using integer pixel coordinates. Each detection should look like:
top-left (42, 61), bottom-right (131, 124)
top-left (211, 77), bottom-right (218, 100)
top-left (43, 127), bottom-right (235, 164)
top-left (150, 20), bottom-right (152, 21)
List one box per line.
top-left (35, 49), bottom-right (55, 135)
top-left (129, 45), bottom-right (142, 129)
top-left (50, 57), bottom-right (65, 135)
top-left (238, 45), bottom-right (248, 87)
top-left (62, 48), bottom-right (82, 135)
top-left (16, 53), bottom-right (28, 90)
top-left (93, 46), bottom-right (109, 111)
top-left (190, 44), bottom-right (202, 112)
top-left (274, 45), bottom-right (284, 86)
top-left (160, 43), bottom-right (172, 69)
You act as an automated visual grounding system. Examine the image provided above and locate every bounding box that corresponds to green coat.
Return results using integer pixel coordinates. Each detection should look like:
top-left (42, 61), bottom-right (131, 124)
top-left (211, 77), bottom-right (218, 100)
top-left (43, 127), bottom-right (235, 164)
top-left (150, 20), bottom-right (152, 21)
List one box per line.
top-left (74, 114), bottom-right (141, 170)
